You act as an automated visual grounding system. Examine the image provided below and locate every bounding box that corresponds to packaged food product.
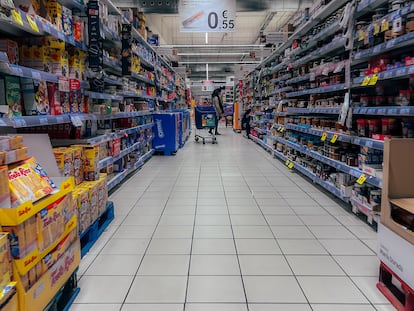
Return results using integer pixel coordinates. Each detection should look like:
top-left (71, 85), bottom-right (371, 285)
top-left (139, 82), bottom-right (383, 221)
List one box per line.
top-left (37, 195), bottom-right (66, 251)
top-left (76, 187), bottom-right (90, 234)
top-left (0, 165), bottom-right (10, 208)
top-left (97, 174), bottom-right (108, 216)
top-left (25, 156), bottom-right (56, 189)
top-left (8, 157), bottom-right (54, 207)
top-left (0, 233), bottom-right (12, 291)
top-left (53, 147), bottom-right (74, 178)
top-left (42, 229), bottom-right (77, 271)
top-left (2, 222), bottom-right (36, 259)
top-left (4, 147), bottom-right (28, 165)
top-left (85, 182), bottom-right (98, 222)
top-left (75, 145), bottom-right (99, 181)
top-left (4, 76), bottom-right (22, 117)
top-left (72, 146), bottom-right (83, 185)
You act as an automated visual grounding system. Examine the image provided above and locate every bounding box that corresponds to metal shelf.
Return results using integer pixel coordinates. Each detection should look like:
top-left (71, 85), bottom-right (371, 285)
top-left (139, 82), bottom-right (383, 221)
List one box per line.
top-left (286, 123), bottom-right (384, 150)
top-left (130, 72), bottom-right (156, 85)
top-left (286, 73), bottom-right (311, 85)
top-left (350, 197), bottom-right (380, 225)
top-left (274, 135), bottom-right (382, 188)
top-left (250, 135), bottom-right (274, 153)
top-left (99, 141), bottom-right (142, 169)
top-left (86, 91), bottom-right (123, 101)
top-left (287, 107), bottom-right (342, 115)
top-left (57, 0), bottom-right (85, 10)
top-left (353, 65), bottom-right (414, 86)
top-left (140, 58), bottom-right (155, 70)
top-left (286, 83), bottom-right (346, 98)
top-left (104, 77), bottom-right (124, 86)
top-left (356, 0), bottom-right (388, 17)
top-left (353, 106), bottom-right (414, 117)
top-left (270, 86), bottom-right (293, 95)
top-left (107, 149), bottom-right (154, 190)
top-left (270, 73), bottom-right (292, 84)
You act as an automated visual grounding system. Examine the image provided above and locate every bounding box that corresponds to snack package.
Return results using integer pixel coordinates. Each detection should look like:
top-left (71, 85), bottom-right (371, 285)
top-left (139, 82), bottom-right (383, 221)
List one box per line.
top-left (37, 195), bottom-right (65, 251)
top-left (25, 156), bottom-right (56, 189)
top-left (8, 157), bottom-right (54, 207)
top-left (0, 233), bottom-right (12, 291)
top-left (5, 76), bottom-right (22, 117)
top-left (42, 229), bottom-right (76, 271)
top-left (63, 192), bottom-right (76, 224)
top-left (72, 146), bottom-right (83, 185)
top-left (0, 165), bottom-right (10, 208)
top-left (76, 187), bottom-right (90, 234)
top-left (4, 147), bottom-right (28, 165)
top-left (85, 182), bottom-right (98, 223)
top-left (0, 136), bottom-right (23, 152)
top-left (74, 145), bottom-right (99, 181)
top-left (97, 173), bottom-right (107, 215)
top-left (21, 78), bottom-right (50, 115)
top-left (53, 147), bottom-right (74, 178)
top-left (47, 82), bottom-right (62, 115)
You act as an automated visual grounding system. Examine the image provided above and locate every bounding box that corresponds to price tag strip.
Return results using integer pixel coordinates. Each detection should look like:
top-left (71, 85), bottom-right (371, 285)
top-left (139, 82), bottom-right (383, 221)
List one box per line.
top-left (26, 15), bottom-right (39, 32)
top-left (11, 10), bottom-right (23, 26)
top-left (321, 132), bottom-right (327, 142)
top-left (330, 133), bottom-right (339, 144)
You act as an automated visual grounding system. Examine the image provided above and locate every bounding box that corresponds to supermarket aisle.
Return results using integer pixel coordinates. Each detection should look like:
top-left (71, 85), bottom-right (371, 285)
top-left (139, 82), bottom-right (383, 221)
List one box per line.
top-left (70, 127), bottom-right (393, 311)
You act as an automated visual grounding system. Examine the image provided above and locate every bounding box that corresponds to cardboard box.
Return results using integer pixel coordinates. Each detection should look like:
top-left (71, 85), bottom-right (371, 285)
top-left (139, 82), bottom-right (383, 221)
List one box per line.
top-left (381, 139), bottom-right (414, 245)
top-left (5, 76), bottom-right (22, 117)
top-left (37, 195), bottom-right (65, 251)
top-left (75, 187), bottom-right (90, 234)
top-left (75, 145), bottom-right (99, 181)
top-left (2, 223), bottom-right (26, 259)
top-left (0, 39), bottom-right (19, 65)
top-left (0, 233), bottom-right (12, 291)
top-left (362, 164), bottom-right (383, 179)
top-left (0, 166), bottom-right (10, 208)
top-left (53, 147), bottom-right (74, 178)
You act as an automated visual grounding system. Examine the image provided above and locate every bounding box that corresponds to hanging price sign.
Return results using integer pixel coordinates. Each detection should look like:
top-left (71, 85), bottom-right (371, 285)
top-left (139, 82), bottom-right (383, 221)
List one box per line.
top-left (287, 162), bottom-right (294, 169)
top-left (179, 0), bottom-right (236, 32)
top-left (321, 132), bottom-right (327, 142)
top-left (381, 18), bottom-right (389, 32)
top-left (11, 10), bottom-right (23, 26)
top-left (373, 23), bottom-right (380, 35)
top-left (356, 173), bottom-right (367, 185)
top-left (368, 74), bottom-right (379, 85)
top-left (330, 133), bottom-right (339, 143)
top-left (26, 15), bottom-right (39, 32)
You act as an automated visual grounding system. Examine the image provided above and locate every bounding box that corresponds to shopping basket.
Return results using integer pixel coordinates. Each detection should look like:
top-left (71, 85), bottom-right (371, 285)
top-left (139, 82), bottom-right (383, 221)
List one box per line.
top-left (194, 105), bottom-right (217, 144)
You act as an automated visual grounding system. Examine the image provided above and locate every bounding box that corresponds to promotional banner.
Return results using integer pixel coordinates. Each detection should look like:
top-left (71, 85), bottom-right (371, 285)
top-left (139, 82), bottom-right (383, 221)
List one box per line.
top-left (179, 0), bottom-right (236, 32)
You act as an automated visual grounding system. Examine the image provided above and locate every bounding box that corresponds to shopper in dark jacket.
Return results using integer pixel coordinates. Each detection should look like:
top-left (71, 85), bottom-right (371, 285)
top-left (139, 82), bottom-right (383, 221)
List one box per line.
top-left (210, 86), bottom-right (225, 135)
top-left (242, 108), bottom-right (252, 138)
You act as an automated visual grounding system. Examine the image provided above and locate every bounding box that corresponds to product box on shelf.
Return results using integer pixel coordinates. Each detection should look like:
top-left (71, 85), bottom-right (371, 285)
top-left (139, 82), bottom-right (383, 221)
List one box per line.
top-left (14, 0), bottom-right (40, 15)
top-left (0, 39), bottom-right (19, 65)
top-left (0, 285), bottom-right (18, 311)
top-left (53, 147), bottom-right (75, 179)
top-left (97, 173), bottom-right (107, 216)
top-left (47, 82), bottom-right (62, 115)
top-left (4, 76), bottom-right (22, 117)
top-left (21, 78), bottom-right (50, 115)
top-left (74, 187), bottom-right (90, 234)
top-left (381, 139), bottom-right (414, 245)
top-left (0, 165), bottom-right (10, 208)
top-left (2, 220), bottom-right (35, 259)
top-left (75, 145), bottom-right (99, 181)
top-left (0, 233), bottom-right (12, 291)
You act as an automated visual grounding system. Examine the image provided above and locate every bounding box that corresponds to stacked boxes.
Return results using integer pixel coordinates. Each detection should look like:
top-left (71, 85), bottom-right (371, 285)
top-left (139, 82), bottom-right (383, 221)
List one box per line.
top-left (0, 233), bottom-right (12, 290)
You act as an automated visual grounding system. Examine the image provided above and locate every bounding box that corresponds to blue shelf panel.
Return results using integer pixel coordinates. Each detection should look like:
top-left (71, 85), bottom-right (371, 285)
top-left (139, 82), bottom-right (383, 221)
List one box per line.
top-left (286, 73), bottom-right (310, 85)
top-left (103, 57), bottom-right (122, 72)
top-left (99, 141), bottom-right (142, 169)
top-left (286, 83), bottom-right (346, 98)
top-left (353, 106), bottom-right (414, 116)
top-left (274, 136), bottom-right (383, 188)
top-left (286, 123), bottom-right (384, 150)
top-left (272, 111), bottom-right (288, 116)
top-left (270, 60), bottom-right (289, 74)
top-left (86, 91), bottom-right (123, 101)
top-left (287, 107), bottom-right (341, 115)
top-left (250, 135), bottom-right (274, 153)
top-left (0, 115), bottom-right (71, 127)
top-left (254, 127), bottom-right (267, 135)
top-left (291, 37), bottom-right (347, 68)
top-left (121, 91), bottom-right (155, 100)
top-left (107, 149), bottom-right (154, 191)
top-left (94, 111), bottom-right (153, 120)
top-left (354, 65), bottom-right (414, 86)
top-left (0, 63), bottom-right (60, 83)
top-left (131, 72), bottom-right (155, 85)
top-left (270, 74), bottom-right (292, 84)
top-left (354, 31), bottom-right (414, 62)
top-left (356, 0), bottom-right (388, 16)
top-left (140, 58), bottom-right (155, 70)
top-left (104, 77), bottom-right (124, 86)
top-left (57, 0), bottom-right (85, 10)
top-left (270, 86), bottom-right (293, 96)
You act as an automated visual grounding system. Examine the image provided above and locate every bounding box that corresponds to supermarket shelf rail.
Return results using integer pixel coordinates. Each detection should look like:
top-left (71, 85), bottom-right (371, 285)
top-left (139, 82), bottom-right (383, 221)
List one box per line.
top-left (80, 201), bottom-right (115, 258)
top-left (286, 83), bottom-right (346, 98)
top-left (354, 65), bottom-right (414, 87)
top-left (350, 197), bottom-right (380, 225)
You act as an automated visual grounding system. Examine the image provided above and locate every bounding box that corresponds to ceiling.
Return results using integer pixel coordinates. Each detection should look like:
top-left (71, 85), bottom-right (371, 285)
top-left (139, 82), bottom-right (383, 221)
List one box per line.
top-left (115, 0), bottom-right (314, 96)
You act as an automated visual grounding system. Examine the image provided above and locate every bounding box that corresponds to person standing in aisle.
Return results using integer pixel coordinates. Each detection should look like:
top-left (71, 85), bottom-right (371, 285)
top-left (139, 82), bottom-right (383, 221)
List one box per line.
top-left (209, 86), bottom-right (225, 135)
top-left (242, 108), bottom-right (252, 138)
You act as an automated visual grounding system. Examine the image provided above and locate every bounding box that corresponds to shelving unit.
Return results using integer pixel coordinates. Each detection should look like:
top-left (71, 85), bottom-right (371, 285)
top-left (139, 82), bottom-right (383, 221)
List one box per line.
top-left (246, 0), bottom-right (414, 226)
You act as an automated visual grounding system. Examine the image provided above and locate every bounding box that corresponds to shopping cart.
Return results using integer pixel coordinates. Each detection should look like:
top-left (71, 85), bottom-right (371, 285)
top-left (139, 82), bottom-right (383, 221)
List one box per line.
top-left (194, 105), bottom-right (217, 144)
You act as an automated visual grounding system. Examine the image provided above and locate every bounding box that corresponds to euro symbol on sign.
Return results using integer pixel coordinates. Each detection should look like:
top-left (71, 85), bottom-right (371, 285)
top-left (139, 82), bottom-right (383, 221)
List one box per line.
top-left (222, 10), bottom-right (227, 18)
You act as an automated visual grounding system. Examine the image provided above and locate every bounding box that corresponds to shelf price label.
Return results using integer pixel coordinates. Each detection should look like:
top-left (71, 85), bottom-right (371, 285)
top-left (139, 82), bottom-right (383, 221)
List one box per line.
top-left (11, 10), bottom-right (23, 26)
top-left (285, 160), bottom-right (294, 169)
top-left (356, 173), bottom-right (367, 185)
top-left (381, 18), bottom-right (389, 32)
top-left (330, 133), bottom-right (339, 144)
top-left (26, 15), bottom-right (39, 32)
top-left (373, 22), bottom-right (380, 35)
top-left (179, 0), bottom-right (236, 32)
top-left (361, 76), bottom-right (371, 86)
top-left (368, 74), bottom-right (378, 85)
top-left (321, 132), bottom-right (327, 142)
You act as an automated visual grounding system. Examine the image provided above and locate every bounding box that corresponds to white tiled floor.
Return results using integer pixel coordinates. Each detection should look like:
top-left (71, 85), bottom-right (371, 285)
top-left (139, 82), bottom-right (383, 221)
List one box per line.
top-left (70, 127), bottom-right (395, 311)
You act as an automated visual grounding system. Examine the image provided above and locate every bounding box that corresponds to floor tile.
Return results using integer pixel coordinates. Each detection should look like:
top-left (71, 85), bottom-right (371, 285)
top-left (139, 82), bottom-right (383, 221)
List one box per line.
top-left (158, 215), bottom-right (195, 226)
top-left (230, 214), bottom-right (267, 226)
top-left (190, 255), bottom-right (240, 275)
top-left (311, 305), bottom-right (375, 311)
top-left (299, 215), bottom-right (341, 226)
top-left (121, 304), bottom-right (184, 311)
top-left (239, 255), bottom-right (292, 275)
top-left (196, 205), bottom-right (229, 215)
top-left (286, 255), bottom-right (345, 276)
top-left (125, 276), bottom-right (187, 303)
top-left (153, 225), bottom-right (194, 238)
top-left (308, 226), bottom-right (356, 239)
top-left (147, 239), bottom-right (192, 254)
top-left (70, 304), bottom-right (122, 311)
top-left (75, 276), bottom-right (133, 303)
top-left (347, 225), bottom-right (378, 239)
top-left (278, 239), bottom-right (327, 255)
top-left (138, 255), bottom-right (190, 275)
top-left (235, 239), bottom-right (281, 254)
top-left (85, 254), bottom-right (142, 275)
top-left (291, 206), bottom-right (330, 215)
top-left (320, 239), bottom-right (375, 255)
top-left (352, 276), bottom-right (390, 304)
top-left (228, 206), bottom-right (262, 215)
top-left (185, 304), bottom-right (247, 311)
top-left (195, 215), bottom-right (231, 226)
top-left (186, 276), bottom-right (245, 303)
top-left (260, 206), bottom-right (296, 215)
top-left (194, 226), bottom-right (234, 239)
top-left (243, 276), bottom-right (307, 303)
top-left (122, 214), bottom-right (160, 226)
top-left (334, 256), bottom-right (379, 276)
top-left (191, 239), bottom-right (236, 254)
top-left (232, 226), bottom-right (274, 239)
top-left (112, 225), bottom-right (155, 239)
top-left (101, 238), bottom-right (150, 255)
top-left (248, 304), bottom-right (312, 311)
top-left (163, 206), bottom-right (197, 215)
top-left (77, 253), bottom-right (96, 276)
top-left (271, 226), bottom-right (315, 239)
top-left (264, 215), bottom-right (305, 226)
top-left (297, 276), bottom-right (369, 304)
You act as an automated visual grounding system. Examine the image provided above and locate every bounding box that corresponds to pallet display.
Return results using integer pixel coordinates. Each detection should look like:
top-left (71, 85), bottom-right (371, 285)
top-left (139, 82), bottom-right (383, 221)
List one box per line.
top-left (246, 0), bottom-right (414, 228)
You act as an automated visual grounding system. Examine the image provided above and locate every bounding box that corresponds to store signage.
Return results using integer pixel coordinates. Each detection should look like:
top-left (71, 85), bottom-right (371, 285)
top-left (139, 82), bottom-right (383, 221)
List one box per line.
top-left (88, 0), bottom-right (102, 71)
top-left (179, 0), bottom-right (236, 32)
top-left (201, 80), bottom-right (214, 92)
